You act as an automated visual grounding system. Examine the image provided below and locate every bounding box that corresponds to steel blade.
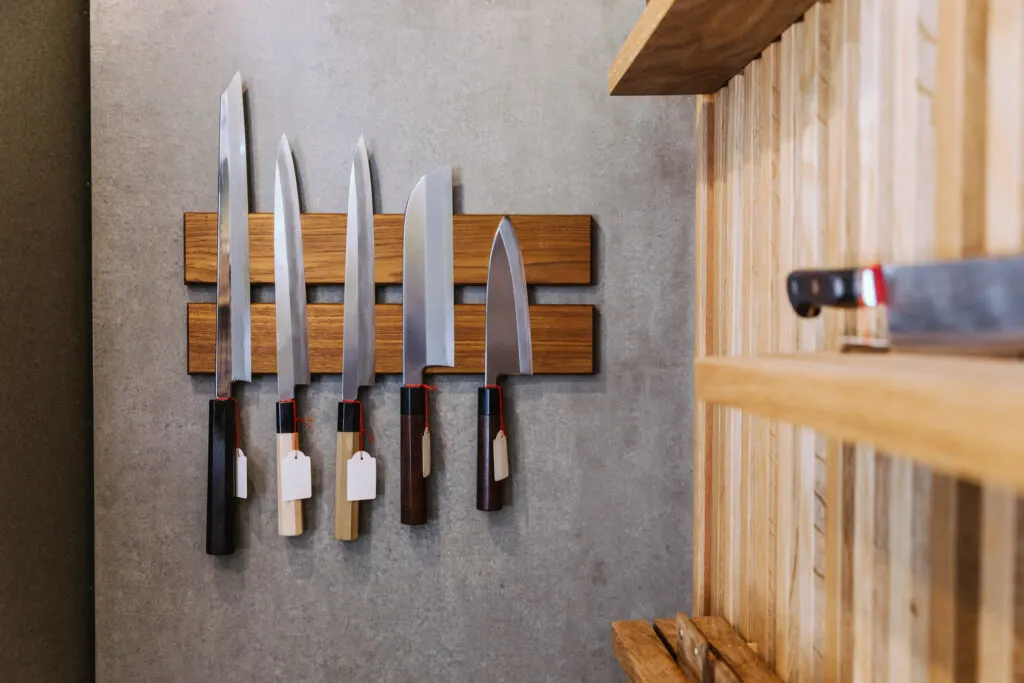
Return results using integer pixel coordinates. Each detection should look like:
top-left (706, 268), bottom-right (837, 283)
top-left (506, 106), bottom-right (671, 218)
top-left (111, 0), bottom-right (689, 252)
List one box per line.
top-left (342, 137), bottom-right (376, 401)
top-left (274, 135), bottom-right (310, 400)
top-left (215, 73), bottom-right (252, 396)
top-left (402, 167), bottom-right (454, 384)
top-left (485, 217), bottom-right (533, 385)
top-left (886, 255), bottom-right (1024, 352)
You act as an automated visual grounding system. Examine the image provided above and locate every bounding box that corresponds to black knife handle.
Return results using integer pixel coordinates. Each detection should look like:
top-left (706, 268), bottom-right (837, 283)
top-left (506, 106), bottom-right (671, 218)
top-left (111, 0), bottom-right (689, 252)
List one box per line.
top-left (206, 398), bottom-right (237, 556)
top-left (786, 267), bottom-right (862, 318)
top-left (477, 387), bottom-right (504, 511)
top-left (400, 386), bottom-right (428, 525)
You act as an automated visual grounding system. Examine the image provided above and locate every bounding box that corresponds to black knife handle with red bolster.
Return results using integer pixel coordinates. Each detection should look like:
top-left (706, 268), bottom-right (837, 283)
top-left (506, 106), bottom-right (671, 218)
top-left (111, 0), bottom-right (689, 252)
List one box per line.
top-left (477, 387), bottom-right (503, 512)
top-left (787, 265), bottom-right (886, 318)
top-left (206, 398), bottom-right (237, 556)
top-left (400, 386), bottom-right (428, 525)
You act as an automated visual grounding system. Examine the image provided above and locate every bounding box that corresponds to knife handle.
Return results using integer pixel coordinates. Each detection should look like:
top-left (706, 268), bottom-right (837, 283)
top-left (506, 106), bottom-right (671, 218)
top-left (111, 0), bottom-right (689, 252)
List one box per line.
top-left (334, 402), bottom-right (361, 541)
top-left (786, 267), bottom-right (862, 318)
top-left (477, 387), bottom-right (504, 512)
top-left (206, 398), bottom-right (237, 556)
top-left (276, 401), bottom-right (304, 537)
top-left (400, 386), bottom-right (428, 525)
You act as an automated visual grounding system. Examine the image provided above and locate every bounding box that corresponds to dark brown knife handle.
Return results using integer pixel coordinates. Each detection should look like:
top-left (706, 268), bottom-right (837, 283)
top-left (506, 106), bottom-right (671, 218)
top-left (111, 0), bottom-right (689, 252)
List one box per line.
top-left (786, 267), bottom-right (861, 318)
top-left (206, 398), bottom-right (237, 556)
top-left (477, 387), bottom-right (503, 511)
top-left (400, 386), bottom-right (428, 525)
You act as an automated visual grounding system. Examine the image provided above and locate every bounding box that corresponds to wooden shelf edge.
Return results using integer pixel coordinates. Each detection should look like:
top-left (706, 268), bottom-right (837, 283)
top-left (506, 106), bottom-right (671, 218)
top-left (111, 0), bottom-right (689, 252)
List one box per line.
top-left (695, 352), bottom-right (1024, 491)
top-left (611, 620), bottom-right (691, 683)
top-left (608, 0), bottom-right (819, 96)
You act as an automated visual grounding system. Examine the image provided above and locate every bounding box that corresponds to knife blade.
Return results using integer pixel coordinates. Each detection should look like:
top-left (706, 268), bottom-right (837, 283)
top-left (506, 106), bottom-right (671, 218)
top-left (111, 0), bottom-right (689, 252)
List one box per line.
top-left (787, 255), bottom-right (1024, 353)
top-left (273, 134), bottom-right (310, 537)
top-left (336, 137), bottom-right (376, 541)
top-left (206, 72), bottom-right (251, 557)
top-left (400, 167), bottom-right (454, 525)
top-left (478, 217), bottom-right (533, 511)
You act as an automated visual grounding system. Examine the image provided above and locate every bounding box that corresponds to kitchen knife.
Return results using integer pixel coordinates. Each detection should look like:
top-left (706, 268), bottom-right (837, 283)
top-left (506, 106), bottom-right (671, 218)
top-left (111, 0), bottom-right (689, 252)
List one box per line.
top-left (479, 217), bottom-right (533, 512)
top-left (401, 167), bottom-right (455, 525)
top-left (787, 255), bottom-right (1024, 352)
top-left (336, 137), bottom-right (376, 542)
top-left (206, 72), bottom-right (251, 557)
top-left (273, 135), bottom-right (311, 537)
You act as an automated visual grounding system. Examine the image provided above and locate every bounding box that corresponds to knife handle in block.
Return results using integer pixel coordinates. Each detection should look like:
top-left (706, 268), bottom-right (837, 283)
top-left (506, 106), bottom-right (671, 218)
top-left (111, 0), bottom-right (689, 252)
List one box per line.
top-left (400, 386), bottom-right (428, 525)
top-left (334, 402), bottom-right (361, 541)
top-left (207, 398), bottom-right (237, 555)
top-left (276, 401), bottom-right (304, 537)
top-left (786, 267), bottom-right (861, 318)
top-left (477, 387), bottom-right (503, 512)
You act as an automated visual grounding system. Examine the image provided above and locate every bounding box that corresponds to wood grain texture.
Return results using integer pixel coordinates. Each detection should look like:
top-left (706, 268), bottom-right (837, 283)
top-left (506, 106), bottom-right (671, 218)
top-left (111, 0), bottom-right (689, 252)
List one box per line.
top-left (608, 0), bottom-right (819, 95)
top-left (696, 352), bottom-right (1024, 492)
top-left (692, 616), bottom-right (783, 683)
top-left (187, 303), bottom-right (594, 375)
top-left (694, 93), bottom-right (715, 618)
top-left (333, 430), bottom-right (359, 542)
top-left (183, 212), bottom-right (592, 285)
top-left (611, 621), bottom-right (691, 683)
top-left (276, 432), bottom-right (303, 537)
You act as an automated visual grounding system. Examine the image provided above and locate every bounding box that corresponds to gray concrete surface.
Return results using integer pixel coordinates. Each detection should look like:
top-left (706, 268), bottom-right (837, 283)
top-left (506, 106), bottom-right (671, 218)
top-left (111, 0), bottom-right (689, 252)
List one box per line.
top-left (91, 1), bottom-right (695, 681)
top-left (0, 2), bottom-right (93, 681)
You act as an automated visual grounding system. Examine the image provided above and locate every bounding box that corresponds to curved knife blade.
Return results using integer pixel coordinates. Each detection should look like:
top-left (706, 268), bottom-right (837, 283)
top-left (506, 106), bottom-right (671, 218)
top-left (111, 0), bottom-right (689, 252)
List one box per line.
top-left (342, 137), bottom-right (376, 401)
top-left (215, 72), bottom-right (251, 397)
top-left (274, 135), bottom-right (310, 400)
top-left (402, 167), bottom-right (454, 384)
top-left (485, 217), bottom-right (533, 386)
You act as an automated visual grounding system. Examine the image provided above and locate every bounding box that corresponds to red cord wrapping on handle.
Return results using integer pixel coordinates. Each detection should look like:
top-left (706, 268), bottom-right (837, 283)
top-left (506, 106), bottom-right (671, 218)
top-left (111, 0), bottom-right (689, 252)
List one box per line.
top-left (281, 399), bottom-right (313, 434)
top-left (216, 396), bottom-right (241, 449)
top-left (341, 399), bottom-right (366, 452)
top-left (483, 384), bottom-right (504, 432)
top-left (404, 384), bottom-right (438, 429)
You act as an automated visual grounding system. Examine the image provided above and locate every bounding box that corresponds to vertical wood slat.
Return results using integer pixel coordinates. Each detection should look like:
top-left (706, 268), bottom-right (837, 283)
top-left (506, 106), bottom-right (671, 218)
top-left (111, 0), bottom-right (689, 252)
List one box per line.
top-left (977, 2), bottom-right (1024, 681)
top-left (741, 57), bottom-right (762, 646)
top-left (711, 83), bottom-right (730, 620)
top-left (694, 94), bottom-right (715, 619)
top-left (775, 22), bottom-right (799, 683)
top-left (761, 42), bottom-right (781, 672)
top-left (725, 71), bottom-right (746, 630)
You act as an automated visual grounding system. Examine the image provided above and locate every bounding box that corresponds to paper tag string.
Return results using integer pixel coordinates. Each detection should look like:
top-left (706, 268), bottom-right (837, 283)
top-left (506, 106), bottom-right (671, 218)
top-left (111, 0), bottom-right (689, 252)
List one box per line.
top-left (217, 396), bottom-right (241, 448)
top-left (405, 384), bottom-right (438, 429)
top-left (483, 384), bottom-right (504, 432)
top-left (341, 399), bottom-right (366, 451)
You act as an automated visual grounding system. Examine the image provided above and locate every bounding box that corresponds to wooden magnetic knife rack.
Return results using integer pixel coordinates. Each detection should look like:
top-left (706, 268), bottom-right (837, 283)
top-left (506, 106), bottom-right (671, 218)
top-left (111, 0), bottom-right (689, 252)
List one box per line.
top-left (183, 211), bottom-right (595, 375)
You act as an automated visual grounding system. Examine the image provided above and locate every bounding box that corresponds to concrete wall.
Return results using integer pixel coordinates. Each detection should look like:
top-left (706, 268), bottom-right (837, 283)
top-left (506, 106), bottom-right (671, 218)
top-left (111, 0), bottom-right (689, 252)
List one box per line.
top-left (91, 1), bottom-right (694, 680)
top-left (0, 2), bottom-right (93, 681)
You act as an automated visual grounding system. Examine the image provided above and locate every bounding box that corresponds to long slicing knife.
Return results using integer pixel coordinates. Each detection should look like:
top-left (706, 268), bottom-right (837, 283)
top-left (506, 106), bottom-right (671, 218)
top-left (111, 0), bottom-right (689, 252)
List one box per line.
top-left (207, 72), bottom-right (251, 557)
top-left (787, 255), bottom-right (1024, 352)
top-left (401, 167), bottom-right (455, 525)
top-left (336, 137), bottom-right (376, 542)
top-left (273, 135), bottom-right (311, 537)
top-left (478, 217), bottom-right (533, 512)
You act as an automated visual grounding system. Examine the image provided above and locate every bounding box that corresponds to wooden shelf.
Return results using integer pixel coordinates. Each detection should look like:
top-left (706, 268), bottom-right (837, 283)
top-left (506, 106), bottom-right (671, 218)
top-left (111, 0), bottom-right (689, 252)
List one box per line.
top-left (695, 352), bottom-right (1024, 490)
top-left (608, 0), bottom-right (818, 95)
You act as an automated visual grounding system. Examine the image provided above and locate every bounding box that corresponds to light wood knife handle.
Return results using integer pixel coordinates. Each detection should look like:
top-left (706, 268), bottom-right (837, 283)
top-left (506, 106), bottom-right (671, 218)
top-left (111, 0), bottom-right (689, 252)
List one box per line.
top-left (276, 401), bottom-right (304, 537)
top-left (334, 402), bottom-right (361, 541)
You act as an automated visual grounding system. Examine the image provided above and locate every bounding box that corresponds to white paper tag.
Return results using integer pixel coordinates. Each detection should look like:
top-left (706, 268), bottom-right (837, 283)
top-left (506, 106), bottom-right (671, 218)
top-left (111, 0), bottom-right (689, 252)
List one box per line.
top-left (282, 450), bottom-right (312, 502)
top-left (346, 451), bottom-right (377, 501)
top-left (422, 427), bottom-right (431, 478)
top-left (493, 430), bottom-right (509, 481)
top-left (234, 448), bottom-right (248, 499)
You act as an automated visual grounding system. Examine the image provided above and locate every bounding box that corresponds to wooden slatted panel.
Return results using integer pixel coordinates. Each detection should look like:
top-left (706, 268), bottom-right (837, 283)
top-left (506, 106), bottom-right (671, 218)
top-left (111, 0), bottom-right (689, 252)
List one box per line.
top-left (186, 303), bottom-right (593, 375)
top-left (183, 213), bottom-right (592, 285)
top-left (690, 0), bottom-right (1024, 680)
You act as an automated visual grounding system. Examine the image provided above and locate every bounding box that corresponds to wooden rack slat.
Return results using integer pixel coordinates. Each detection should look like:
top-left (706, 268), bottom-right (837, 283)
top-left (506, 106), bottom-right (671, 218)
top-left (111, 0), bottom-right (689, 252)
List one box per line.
top-left (184, 213), bottom-right (592, 285)
top-left (187, 303), bottom-right (594, 375)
